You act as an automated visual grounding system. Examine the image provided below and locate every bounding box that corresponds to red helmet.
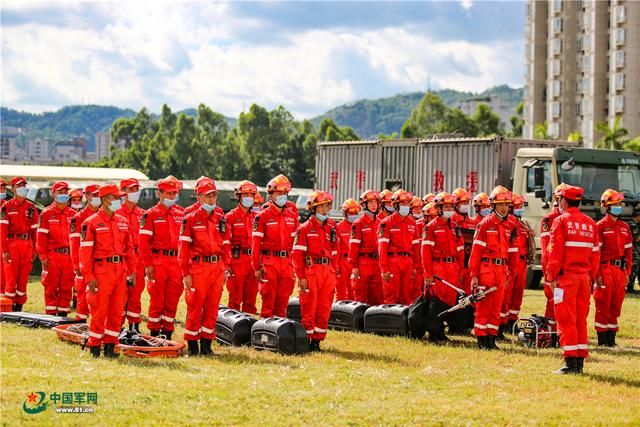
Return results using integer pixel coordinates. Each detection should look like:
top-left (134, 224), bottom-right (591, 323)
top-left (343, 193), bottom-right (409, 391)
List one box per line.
top-left (472, 192), bottom-right (490, 208)
top-left (600, 189), bottom-right (624, 206)
top-left (554, 183), bottom-right (568, 198)
top-left (561, 185), bottom-right (584, 201)
top-left (423, 201), bottom-right (438, 217)
top-left (234, 180), bottom-right (257, 197)
top-left (392, 189), bottom-right (413, 204)
top-left (489, 186), bottom-right (512, 204)
top-left (379, 189), bottom-right (394, 204)
top-left (410, 196), bottom-right (424, 209)
top-left (254, 192), bottom-right (264, 205)
top-left (360, 189), bottom-right (380, 205)
top-left (512, 193), bottom-right (526, 209)
top-left (342, 198), bottom-right (361, 214)
top-left (307, 191), bottom-right (334, 209)
top-left (422, 193), bottom-right (435, 204)
top-left (434, 192), bottom-right (456, 206)
top-left (266, 174), bottom-right (291, 194)
top-left (452, 188), bottom-right (471, 204)
top-left (69, 189), bottom-right (83, 199)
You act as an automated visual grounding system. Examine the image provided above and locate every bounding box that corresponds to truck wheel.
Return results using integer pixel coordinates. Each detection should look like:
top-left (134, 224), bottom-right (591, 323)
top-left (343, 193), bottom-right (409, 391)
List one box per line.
top-left (526, 269), bottom-right (543, 290)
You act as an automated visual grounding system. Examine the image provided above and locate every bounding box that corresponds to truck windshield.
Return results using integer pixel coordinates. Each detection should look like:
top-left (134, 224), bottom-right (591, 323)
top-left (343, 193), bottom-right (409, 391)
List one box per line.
top-left (558, 163), bottom-right (640, 201)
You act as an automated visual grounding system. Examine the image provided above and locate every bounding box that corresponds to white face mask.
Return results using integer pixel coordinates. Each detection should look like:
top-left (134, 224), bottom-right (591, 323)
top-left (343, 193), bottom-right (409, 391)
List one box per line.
top-left (89, 197), bottom-right (101, 208)
top-left (127, 190), bottom-right (141, 203)
top-left (71, 203), bottom-right (83, 210)
top-left (442, 210), bottom-right (454, 219)
top-left (412, 213), bottom-right (422, 219)
top-left (15, 187), bottom-right (29, 198)
top-left (458, 204), bottom-right (469, 215)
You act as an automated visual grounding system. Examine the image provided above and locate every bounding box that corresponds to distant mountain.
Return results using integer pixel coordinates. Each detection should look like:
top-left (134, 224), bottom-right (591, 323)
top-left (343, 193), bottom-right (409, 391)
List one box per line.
top-left (312, 85), bottom-right (523, 138)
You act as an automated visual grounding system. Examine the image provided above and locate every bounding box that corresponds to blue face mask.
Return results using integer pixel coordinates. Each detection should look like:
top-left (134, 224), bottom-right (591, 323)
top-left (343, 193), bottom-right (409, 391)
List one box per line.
top-left (241, 197), bottom-right (254, 208)
top-left (162, 198), bottom-right (178, 208)
top-left (480, 208), bottom-right (491, 217)
top-left (0, 193), bottom-right (6, 200)
top-left (275, 195), bottom-right (288, 207)
top-left (108, 199), bottom-right (122, 212)
top-left (89, 197), bottom-right (101, 208)
top-left (513, 208), bottom-right (524, 217)
top-left (315, 213), bottom-right (328, 222)
top-left (347, 214), bottom-right (359, 223)
top-left (15, 187), bottom-right (29, 198)
top-left (384, 205), bottom-right (395, 213)
top-left (610, 206), bottom-right (623, 216)
top-left (55, 194), bottom-right (70, 204)
top-left (458, 205), bottom-right (469, 215)
top-left (443, 210), bottom-right (454, 219)
top-left (398, 206), bottom-right (410, 216)
top-left (127, 190), bottom-right (141, 203)
top-left (201, 203), bottom-right (216, 213)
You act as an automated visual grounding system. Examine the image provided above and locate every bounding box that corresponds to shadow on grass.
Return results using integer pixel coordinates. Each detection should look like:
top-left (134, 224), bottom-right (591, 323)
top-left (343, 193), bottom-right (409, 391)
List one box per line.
top-left (215, 349), bottom-right (302, 368)
top-left (325, 347), bottom-right (414, 366)
top-left (584, 372), bottom-right (640, 388)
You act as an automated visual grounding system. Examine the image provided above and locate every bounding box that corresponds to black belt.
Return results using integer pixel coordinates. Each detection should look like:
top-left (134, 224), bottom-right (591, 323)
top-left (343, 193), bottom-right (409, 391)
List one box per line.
top-left (8, 233), bottom-right (30, 240)
top-left (359, 252), bottom-right (379, 259)
top-left (152, 249), bottom-right (178, 257)
top-left (481, 257), bottom-right (506, 265)
top-left (602, 259), bottom-right (626, 269)
top-left (261, 250), bottom-right (289, 258)
top-left (232, 248), bottom-right (252, 255)
top-left (312, 257), bottom-right (330, 265)
top-left (95, 256), bottom-right (123, 263)
top-left (54, 247), bottom-right (70, 254)
top-left (192, 255), bottom-right (221, 263)
top-left (389, 252), bottom-right (411, 257)
top-left (434, 257), bottom-right (455, 263)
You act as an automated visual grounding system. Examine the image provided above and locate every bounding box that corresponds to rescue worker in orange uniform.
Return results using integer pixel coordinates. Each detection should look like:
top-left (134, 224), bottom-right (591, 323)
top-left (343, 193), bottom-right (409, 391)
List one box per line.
top-left (501, 193), bottom-right (532, 335)
top-left (252, 174), bottom-right (299, 318)
top-left (69, 184), bottom-right (101, 320)
top-left (116, 178), bottom-right (146, 332)
top-left (451, 188), bottom-right (477, 332)
top-left (421, 192), bottom-right (465, 342)
top-left (1, 177), bottom-right (39, 311)
top-left (546, 185), bottom-right (599, 374)
top-left (378, 189), bottom-right (394, 220)
top-left (423, 202), bottom-right (438, 223)
top-left (253, 193), bottom-right (264, 214)
top-left (139, 176), bottom-right (185, 339)
top-left (423, 193), bottom-right (436, 205)
top-left (540, 184), bottom-right (567, 334)
top-left (452, 188), bottom-right (476, 230)
top-left (185, 176), bottom-right (224, 217)
top-left (36, 181), bottom-right (75, 316)
top-left (80, 184), bottom-right (136, 357)
top-left (349, 190), bottom-right (384, 305)
top-left (410, 196), bottom-right (425, 301)
top-left (259, 175), bottom-right (298, 216)
top-left (224, 180), bottom-right (259, 314)
top-left (292, 191), bottom-right (339, 351)
top-left (378, 190), bottom-right (420, 305)
top-left (594, 189), bottom-right (632, 347)
top-left (69, 189), bottom-right (84, 211)
top-left (0, 179), bottom-right (8, 297)
top-left (471, 193), bottom-right (491, 227)
top-left (469, 186), bottom-right (515, 350)
top-left (335, 199), bottom-right (360, 301)
top-left (178, 180), bottom-right (231, 356)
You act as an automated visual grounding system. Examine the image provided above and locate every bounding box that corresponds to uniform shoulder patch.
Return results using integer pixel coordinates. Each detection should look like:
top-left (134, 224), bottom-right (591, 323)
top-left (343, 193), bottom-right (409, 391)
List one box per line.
top-left (350, 224), bottom-right (357, 238)
top-left (181, 218), bottom-right (187, 234)
top-left (378, 222), bottom-right (387, 237)
top-left (70, 217), bottom-right (77, 233)
top-left (140, 213), bottom-right (148, 228)
top-left (81, 223), bottom-right (88, 240)
top-left (422, 226), bottom-right (428, 239)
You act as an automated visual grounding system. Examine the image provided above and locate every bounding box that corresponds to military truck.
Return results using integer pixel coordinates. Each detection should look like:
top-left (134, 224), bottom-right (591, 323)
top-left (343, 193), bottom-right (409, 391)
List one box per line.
top-left (315, 136), bottom-right (640, 288)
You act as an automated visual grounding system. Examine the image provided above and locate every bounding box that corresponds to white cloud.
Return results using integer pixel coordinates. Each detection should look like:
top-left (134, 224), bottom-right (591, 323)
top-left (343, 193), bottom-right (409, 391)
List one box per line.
top-left (460, 0), bottom-right (474, 11)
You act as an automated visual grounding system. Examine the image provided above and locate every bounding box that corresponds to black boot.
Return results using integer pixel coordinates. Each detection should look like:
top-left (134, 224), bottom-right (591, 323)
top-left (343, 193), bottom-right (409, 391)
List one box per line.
top-left (555, 357), bottom-right (578, 374)
top-left (597, 332), bottom-right (608, 346)
top-left (162, 331), bottom-right (173, 341)
top-left (89, 346), bottom-right (101, 358)
top-left (12, 303), bottom-right (23, 312)
top-left (103, 343), bottom-right (117, 358)
top-left (497, 325), bottom-right (507, 340)
top-left (478, 336), bottom-right (490, 350)
top-left (576, 357), bottom-right (584, 374)
top-left (608, 331), bottom-right (617, 347)
top-left (551, 333), bottom-right (559, 348)
top-left (489, 335), bottom-right (499, 350)
top-left (187, 340), bottom-right (199, 356)
top-left (200, 339), bottom-right (213, 356)
top-left (506, 318), bottom-right (517, 334)
top-left (309, 339), bottom-right (321, 352)
top-left (149, 329), bottom-right (160, 337)
top-left (129, 323), bottom-right (141, 334)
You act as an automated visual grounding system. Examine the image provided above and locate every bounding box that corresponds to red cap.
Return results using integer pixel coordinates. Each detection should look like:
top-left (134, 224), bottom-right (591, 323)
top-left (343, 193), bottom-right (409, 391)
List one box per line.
top-left (84, 184), bottom-right (100, 195)
top-left (195, 176), bottom-right (214, 192)
top-left (51, 181), bottom-right (69, 192)
top-left (197, 181), bottom-right (217, 195)
top-left (98, 183), bottom-right (124, 198)
top-left (120, 178), bottom-right (140, 190)
top-left (0, 179), bottom-right (7, 187)
top-left (10, 176), bottom-right (27, 186)
top-left (69, 189), bottom-right (83, 199)
top-left (561, 185), bottom-right (584, 201)
top-left (158, 175), bottom-right (182, 191)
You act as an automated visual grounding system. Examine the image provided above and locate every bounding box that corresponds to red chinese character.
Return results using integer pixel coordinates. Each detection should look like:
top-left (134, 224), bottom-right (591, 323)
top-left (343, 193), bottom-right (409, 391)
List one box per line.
top-left (434, 170), bottom-right (444, 193)
top-left (356, 170), bottom-right (366, 191)
top-left (466, 171), bottom-right (478, 193)
top-left (330, 171), bottom-right (338, 190)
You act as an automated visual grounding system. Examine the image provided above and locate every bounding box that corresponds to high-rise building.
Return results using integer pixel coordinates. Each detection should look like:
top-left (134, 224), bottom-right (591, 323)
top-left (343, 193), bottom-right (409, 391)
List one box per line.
top-left (523, 0), bottom-right (639, 147)
top-left (95, 131), bottom-right (111, 160)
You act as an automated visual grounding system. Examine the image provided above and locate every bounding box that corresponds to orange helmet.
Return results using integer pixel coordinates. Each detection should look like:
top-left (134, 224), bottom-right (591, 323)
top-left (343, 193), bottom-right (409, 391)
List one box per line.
top-left (234, 180), bottom-right (257, 197)
top-left (422, 193), bottom-right (435, 204)
top-left (489, 186), bottom-right (512, 204)
top-left (360, 189), bottom-right (380, 205)
top-left (423, 201), bottom-right (438, 217)
top-left (410, 196), bottom-right (424, 210)
top-left (452, 188), bottom-right (471, 204)
top-left (434, 192), bottom-right (456, 206)
top-left (512, 193), bottom-right (526, 209)
top-left (380, 189), bottom-right (394, 204)
top-left (307, 190), bottom-right (333, 209)
top-left (266, 174), bottom-right (291, 194)
top-left (254, 192), bottom-right (264, 205)
top-left (601, 189), bottom-right (624, 206)
top-left (472, 192), bottom-right (490, 208)
top-left (392, 189), bottom-right (413, 204)
top-left (69, 189), bottom-right (83, 199)
top-left (554, 183), bottom-right (568, 198)
top-left (342, 198), bottom-right (361, 214)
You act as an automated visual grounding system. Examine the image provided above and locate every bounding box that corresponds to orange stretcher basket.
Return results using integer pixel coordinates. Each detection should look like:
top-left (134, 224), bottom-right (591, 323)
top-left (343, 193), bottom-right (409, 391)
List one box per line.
top-left (52, 324), bottom-right (185, 358)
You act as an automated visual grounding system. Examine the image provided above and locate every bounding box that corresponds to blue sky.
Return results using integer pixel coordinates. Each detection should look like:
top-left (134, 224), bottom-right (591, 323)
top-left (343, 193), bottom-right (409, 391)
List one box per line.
top-left (1, 0), bottom-right (525, 117)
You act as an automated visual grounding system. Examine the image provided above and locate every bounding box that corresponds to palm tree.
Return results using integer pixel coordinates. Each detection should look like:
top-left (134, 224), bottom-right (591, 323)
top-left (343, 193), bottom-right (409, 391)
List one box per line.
top-left (596, 116), bottom-right (628, 150)
top-left (534, 121), bottom-right (551, 139)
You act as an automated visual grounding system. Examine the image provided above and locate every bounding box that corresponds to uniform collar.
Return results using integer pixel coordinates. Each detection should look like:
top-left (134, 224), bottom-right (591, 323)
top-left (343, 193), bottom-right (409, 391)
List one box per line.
top-left (97, 209), bottom-right (113, 221)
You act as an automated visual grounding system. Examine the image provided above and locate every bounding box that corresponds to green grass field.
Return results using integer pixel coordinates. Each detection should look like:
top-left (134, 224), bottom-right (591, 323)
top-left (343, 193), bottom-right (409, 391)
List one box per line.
top-left (1, 279), bottom-right (639, 426)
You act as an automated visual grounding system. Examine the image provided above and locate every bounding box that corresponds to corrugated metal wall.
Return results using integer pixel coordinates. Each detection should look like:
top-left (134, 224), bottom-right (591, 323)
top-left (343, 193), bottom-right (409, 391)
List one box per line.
top-left (381, 140), bottom-right (418, 194)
